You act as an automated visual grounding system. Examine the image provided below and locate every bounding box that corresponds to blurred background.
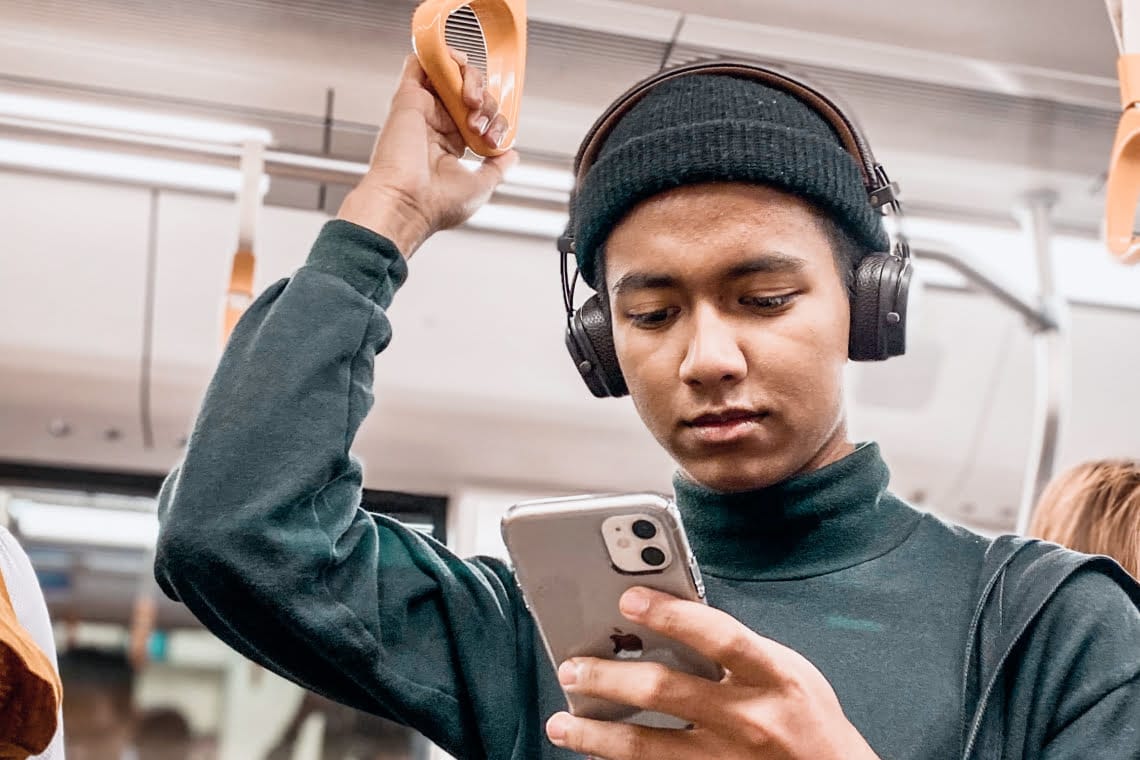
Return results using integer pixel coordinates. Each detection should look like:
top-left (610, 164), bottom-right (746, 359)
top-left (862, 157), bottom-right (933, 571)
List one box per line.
top-left (1, 0), bottom-right (1138, 757)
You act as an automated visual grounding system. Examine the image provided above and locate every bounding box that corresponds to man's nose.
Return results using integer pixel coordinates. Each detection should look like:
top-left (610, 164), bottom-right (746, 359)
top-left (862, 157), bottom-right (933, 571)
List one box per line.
top-left (678, 305), bottom-right (747, 388)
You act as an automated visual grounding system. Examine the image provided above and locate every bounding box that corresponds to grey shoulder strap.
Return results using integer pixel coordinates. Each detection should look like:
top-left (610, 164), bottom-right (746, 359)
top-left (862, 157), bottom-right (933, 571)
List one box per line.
top-left (960, 536), bottom-right (1140, 760)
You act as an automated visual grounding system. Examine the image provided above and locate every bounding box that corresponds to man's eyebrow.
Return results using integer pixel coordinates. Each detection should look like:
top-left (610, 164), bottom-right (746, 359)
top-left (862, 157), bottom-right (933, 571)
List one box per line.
top-left (610, 272), bottom-right (677, 295)
top-left (725, 253), bottom-right (807, 278)
top-left (610, 253), bottom-right (806, 296)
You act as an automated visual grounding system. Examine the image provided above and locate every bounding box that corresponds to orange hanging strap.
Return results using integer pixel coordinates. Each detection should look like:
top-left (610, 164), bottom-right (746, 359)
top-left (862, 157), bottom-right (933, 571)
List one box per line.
top-left (1104, 1), bottom-right (1140, 262)
top-left (223, 246), bottom-right (256, 344)
top-left (222, 140), bottom-right (266, 344)
top-left (412, 0), bottom-right (528, 157)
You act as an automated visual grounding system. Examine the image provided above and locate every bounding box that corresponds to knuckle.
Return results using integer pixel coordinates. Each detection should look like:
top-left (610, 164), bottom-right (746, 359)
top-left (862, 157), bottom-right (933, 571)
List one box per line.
top-left (715, 631), bottom-right (753, 663)
top-left (625, 727), bottom-right (650, 759)
top-left (394, 86), bottom-right (434, 112)
top-left (639, 663), bottom-right (672, 701)
top-left (656, 605), bottom-right (684, 636)
top-left (482, 93), bottom-right (500, 116)
top-left (731, 701), bottom-right (776, 748)
top-left (739, 716), bottom-right (773, 748)
top-left (575, 660), bottom-right (598, 690)
top-left (464, 70), bottom-right (480, 92)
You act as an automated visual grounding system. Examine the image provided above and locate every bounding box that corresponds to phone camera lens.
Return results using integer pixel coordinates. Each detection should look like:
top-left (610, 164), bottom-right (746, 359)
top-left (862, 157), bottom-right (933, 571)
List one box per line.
top-left (632, 520), bottom-right (657, 539)
top-left (641, 546), bottom-right (666, 566)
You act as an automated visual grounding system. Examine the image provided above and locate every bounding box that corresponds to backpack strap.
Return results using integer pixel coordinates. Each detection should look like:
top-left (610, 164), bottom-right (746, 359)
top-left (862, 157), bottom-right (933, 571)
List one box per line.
top-left (960, 536), bottom-right (1140, 760)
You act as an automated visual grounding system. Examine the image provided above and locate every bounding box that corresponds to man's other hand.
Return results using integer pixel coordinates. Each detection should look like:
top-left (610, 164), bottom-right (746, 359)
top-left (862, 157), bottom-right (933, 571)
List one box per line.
top-left (545, 587), bottom-right (881, 760)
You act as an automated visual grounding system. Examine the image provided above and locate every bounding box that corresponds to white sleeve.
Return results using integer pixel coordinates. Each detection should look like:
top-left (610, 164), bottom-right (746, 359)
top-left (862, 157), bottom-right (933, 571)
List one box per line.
top-left (0, 525), bottom-right (65, 760)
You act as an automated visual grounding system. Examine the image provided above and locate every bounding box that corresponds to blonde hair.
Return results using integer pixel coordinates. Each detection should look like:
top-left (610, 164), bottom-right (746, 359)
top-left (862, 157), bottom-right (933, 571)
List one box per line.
top-left (1030, 459), bottom-right (1140, 578)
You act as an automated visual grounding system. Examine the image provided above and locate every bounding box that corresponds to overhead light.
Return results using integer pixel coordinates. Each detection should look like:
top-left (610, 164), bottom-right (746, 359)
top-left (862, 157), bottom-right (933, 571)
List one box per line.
top-left (504, 163), bottom-right (575, 193)
top-left (0, 138), bottom-right (270, 196)
top-left (460, 157), bottom-right (575, 193)
top-left (9, 499), bottom-right (158, 551)
top-left (493, 184), bottom-right (570, 204)
top-left (466, 203), bottom-right (569, 238)
top-left (0, 92), bottom-right (273, 145)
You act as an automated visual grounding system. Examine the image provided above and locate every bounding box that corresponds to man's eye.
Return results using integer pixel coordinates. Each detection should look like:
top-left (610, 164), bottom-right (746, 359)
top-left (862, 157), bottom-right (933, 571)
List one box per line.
top-left (742, 294), bottom-right (797, 311)
top-left (627, 307), bottom-right (678, 328)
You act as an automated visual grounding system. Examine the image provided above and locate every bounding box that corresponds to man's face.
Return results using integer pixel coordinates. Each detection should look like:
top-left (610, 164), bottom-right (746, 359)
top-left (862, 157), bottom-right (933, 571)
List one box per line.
top-left (605, 182), bottom-right (853, 492)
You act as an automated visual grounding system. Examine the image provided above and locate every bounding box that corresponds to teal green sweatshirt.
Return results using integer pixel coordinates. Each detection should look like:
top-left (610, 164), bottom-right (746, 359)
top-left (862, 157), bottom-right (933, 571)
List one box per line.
top-left (156, 220), bottom-right (1140, 760)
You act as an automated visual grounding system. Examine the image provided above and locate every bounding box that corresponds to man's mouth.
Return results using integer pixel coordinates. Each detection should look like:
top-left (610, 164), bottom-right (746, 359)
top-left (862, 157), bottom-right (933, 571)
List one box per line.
top-left (683, 408), bottom-right (769, 444)
top-left (686, 408), bottom-right (768, 427)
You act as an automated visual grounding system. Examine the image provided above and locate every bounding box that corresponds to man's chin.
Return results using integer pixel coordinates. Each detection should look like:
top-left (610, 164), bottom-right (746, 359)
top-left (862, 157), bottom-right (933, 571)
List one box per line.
top-left (678, 453), bottom-right (793, 494)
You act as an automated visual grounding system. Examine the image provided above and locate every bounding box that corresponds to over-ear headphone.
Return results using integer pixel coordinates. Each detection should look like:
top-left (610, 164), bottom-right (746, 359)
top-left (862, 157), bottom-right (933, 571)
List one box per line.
top-left (557, 60), bottom-right (913, 398)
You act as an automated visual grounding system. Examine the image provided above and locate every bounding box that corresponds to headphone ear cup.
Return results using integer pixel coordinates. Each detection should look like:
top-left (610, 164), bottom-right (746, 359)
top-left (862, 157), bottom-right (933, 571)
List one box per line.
top-left (849, 253), bottom-right (911, 361)
top-left (565, 295), bottom-right (629, 398)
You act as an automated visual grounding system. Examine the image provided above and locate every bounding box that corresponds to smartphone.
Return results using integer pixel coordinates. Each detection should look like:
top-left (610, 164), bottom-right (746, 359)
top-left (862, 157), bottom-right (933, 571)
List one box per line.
top-left (500, 493), bottom-right (722, 729)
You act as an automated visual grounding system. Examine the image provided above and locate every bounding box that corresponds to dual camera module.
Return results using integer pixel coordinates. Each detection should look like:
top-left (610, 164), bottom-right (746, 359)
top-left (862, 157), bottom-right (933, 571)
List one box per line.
top-left (601, 514), bottom-right (672, 574)
top-left (632, 520), bottom-right (666, 566)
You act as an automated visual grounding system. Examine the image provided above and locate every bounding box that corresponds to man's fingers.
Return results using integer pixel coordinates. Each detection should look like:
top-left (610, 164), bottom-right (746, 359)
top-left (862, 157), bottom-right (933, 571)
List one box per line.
top-left (558, 657), bottom-right (723, 728)
top-left (483, 112), bottom-right (509, 149)
top-left (447, 46), bottom-right (469, 69)
top-left (620, 587), bottom-right (794, 684)
top-left (461, 61), bottom-right (485, 110)
top-left (402, 48), bottom-right (505, 151)
top-left (546, 711), bottom-right (697, 760)
top-left (436, 128), bottom-right (467, 158)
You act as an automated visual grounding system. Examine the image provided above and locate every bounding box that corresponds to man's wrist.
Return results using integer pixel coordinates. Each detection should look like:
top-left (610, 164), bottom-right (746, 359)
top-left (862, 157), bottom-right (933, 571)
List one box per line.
top-left (336, 181), bottom-right (430, 258)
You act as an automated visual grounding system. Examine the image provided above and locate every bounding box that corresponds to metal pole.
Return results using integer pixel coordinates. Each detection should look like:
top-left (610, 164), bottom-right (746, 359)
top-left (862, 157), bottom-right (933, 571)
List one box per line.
top-left (908, 238), bottom-right (1059, 332)
top-left (1014, 189), bottom-right (1070, 535)
top-left (0, 119), bottom-right (571, 213)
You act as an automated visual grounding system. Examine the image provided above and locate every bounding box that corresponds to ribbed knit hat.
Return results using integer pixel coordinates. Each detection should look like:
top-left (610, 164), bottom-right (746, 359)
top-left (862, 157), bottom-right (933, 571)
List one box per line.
top-left (572, 73), bottom-right (891, 288)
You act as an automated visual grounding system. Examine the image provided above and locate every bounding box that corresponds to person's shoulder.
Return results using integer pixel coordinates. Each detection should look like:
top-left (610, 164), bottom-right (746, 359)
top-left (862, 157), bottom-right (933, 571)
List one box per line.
top-left (884, 491), bottom-right (995, 555)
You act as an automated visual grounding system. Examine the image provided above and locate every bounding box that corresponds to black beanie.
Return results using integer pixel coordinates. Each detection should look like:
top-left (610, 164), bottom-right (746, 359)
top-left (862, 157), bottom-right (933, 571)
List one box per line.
top-left (572, 73), bottom-right (891, 288)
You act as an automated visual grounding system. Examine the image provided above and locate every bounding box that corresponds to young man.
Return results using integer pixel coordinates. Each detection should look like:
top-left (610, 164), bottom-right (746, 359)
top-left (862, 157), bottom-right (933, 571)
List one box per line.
top-left (155, 53), bottom-right (1140, 760)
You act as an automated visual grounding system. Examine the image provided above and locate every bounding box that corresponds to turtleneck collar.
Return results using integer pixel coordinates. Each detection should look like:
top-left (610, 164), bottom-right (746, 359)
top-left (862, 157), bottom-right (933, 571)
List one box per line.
top-left (674, 443), bottom-right (921, 581)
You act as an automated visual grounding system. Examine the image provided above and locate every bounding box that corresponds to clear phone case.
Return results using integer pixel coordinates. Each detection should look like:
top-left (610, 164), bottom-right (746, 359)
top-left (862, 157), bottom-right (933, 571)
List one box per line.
top-left (501, 493), bottom-right (722, 727)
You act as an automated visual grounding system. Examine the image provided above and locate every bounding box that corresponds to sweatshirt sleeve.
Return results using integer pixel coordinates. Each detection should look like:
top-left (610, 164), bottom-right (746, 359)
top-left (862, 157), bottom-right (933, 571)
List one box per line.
top-left (1014, 568), bottom-right (1140, 759)
top-left (154, 220), bottom-right (535, 759)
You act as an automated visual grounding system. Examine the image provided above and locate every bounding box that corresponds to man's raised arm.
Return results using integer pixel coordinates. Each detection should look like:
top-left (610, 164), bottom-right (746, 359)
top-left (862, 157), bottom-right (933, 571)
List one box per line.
top-left (154, 53), bottom-right (530, 759)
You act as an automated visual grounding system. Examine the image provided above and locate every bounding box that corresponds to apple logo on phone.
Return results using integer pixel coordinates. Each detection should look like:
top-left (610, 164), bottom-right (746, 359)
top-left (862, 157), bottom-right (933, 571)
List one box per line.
top-left (610, 628), bottom-right (644, 660)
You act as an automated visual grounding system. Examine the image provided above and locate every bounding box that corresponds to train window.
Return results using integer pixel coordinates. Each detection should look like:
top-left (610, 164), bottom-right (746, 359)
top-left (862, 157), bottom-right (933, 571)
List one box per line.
top-left (0, 463), bottom-right (445, 760)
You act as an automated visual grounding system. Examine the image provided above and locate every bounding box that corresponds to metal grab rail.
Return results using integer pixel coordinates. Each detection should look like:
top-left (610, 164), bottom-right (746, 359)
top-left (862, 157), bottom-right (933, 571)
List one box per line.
top-left (908, 190), bottom-right (1070, 534)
